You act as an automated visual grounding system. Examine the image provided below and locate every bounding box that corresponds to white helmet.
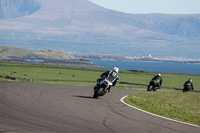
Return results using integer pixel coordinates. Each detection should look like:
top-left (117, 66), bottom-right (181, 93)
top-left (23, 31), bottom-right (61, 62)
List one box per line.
top-left (157, 73), bottom-right (161, 77)
top-left (113, 67), bottom-right (119, 73)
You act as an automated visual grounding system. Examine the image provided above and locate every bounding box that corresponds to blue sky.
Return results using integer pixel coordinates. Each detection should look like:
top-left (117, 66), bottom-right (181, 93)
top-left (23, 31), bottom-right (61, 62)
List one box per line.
top-left (88, 0), bottom-right (200, 14)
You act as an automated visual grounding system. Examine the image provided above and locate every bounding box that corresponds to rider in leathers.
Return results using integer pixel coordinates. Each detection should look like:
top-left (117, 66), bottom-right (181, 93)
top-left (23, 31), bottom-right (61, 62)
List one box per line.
top-left (183, 79), bottom-right (194, 92)
top-left (95, 67), bottom-right (119, 92)
top-left (149, 73), bottom-right (162, 89)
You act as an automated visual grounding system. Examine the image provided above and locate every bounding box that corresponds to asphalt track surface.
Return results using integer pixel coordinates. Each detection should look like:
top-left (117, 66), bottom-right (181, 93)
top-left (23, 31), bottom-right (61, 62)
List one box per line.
top-left (0, 81), bottom-right (199, 133)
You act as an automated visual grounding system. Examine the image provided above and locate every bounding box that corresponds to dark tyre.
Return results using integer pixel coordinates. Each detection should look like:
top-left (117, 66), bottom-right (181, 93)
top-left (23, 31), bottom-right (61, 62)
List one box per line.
top-left (182, 88), bottom-right (188, 92)
top-left (93, 87), bottom-right (104, 98)
top-left (93, 94), bottom-right (97, 98)
top-left (147, 85), bottom-right (153, 91)
top-left (153, 87), bottom-right (157, 92)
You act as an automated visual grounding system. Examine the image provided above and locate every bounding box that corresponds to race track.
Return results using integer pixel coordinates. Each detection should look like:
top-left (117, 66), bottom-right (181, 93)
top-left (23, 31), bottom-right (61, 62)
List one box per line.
top-left (0, 81), bottom-right (199, 133)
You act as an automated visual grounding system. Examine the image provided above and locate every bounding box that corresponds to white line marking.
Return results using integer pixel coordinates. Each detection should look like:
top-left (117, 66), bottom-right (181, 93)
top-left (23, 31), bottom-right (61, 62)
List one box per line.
top-left (120, 95), bottom-right (200, 128)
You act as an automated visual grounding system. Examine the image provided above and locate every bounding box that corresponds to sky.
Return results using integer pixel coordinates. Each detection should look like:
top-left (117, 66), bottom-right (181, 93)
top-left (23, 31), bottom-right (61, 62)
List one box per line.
top-left (88, 0), bottom-right (200, 14)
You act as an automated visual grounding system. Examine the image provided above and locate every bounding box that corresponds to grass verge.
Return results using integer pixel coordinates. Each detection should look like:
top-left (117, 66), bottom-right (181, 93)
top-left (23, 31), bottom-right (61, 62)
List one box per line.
top-left (125, 91), bottom-right (200, 126)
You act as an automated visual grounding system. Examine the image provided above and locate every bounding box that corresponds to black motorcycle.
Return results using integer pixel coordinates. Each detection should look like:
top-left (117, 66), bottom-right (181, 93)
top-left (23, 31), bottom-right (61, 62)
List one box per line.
top-left (147, 80), bottom-right (158, 91)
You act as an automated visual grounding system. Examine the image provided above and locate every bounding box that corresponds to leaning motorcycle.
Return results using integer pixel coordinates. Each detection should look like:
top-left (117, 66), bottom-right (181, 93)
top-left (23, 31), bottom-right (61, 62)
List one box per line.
top-left (93, 78), bottom-right (112, 98)
top-left (147, 80), bottom-right (158, 91)
top-left (182, 86), bottom-right (192, 92)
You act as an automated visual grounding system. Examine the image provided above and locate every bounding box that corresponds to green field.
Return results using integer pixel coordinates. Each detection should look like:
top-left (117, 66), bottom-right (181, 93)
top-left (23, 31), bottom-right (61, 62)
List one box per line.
top-left (0, 63), bottom-right (199, 126)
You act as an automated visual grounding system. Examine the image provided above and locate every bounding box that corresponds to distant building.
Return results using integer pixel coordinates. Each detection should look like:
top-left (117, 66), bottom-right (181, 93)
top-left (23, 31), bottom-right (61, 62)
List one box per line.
top-left (142, 54), bottom-right (152, 59)
top-left (148, 54), bottom-right (152, 58)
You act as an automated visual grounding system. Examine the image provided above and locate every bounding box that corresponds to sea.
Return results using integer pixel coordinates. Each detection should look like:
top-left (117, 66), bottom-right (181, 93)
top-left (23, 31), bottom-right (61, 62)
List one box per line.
top-left (91, 60), bottom-right (200, 75)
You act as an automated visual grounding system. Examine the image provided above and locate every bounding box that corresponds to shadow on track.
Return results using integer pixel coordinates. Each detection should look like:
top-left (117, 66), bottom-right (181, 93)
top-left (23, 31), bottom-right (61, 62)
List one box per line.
top-left (72, 95), bottom-right (94, 99)
top-left (119, 81), bottom-right (147, 87)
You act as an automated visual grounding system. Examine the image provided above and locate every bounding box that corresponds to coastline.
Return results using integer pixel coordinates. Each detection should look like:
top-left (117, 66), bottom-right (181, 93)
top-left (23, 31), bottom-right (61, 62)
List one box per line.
top-left (90, 59), bottom-right (200, 75)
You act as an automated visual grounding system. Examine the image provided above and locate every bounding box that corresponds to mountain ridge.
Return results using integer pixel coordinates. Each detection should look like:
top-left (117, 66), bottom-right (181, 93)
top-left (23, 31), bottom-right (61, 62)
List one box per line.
top-left (0, 0), bottom-right (40, 19)
top-left (0, 0), bottom-right (200, 59)
top-left (1, 0), bottom-right (200, 38)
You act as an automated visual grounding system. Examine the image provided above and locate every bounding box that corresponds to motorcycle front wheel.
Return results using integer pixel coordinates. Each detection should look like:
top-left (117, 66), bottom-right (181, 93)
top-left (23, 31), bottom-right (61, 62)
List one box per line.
top-left (93, 87), bottom-right (105, 98)
top-left (147, 85), bottom-right (153, 91)
top-left (182, 87), bottom-right (189, 92)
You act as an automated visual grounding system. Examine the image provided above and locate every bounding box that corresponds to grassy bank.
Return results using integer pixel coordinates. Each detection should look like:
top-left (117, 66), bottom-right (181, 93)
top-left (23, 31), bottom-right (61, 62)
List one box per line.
top-left (0, 63), bottom-right (199, 126)
top-left (125, 92), bottom-right (200, 126)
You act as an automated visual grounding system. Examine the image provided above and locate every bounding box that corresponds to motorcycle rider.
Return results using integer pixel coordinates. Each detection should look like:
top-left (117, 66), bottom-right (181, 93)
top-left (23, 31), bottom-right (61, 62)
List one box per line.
top-left (148, 73), bottom-right (162, 90)
top-left (94, 67), bottom-right (119, 92)
top-left (183, 79), bottom-right (194, 92)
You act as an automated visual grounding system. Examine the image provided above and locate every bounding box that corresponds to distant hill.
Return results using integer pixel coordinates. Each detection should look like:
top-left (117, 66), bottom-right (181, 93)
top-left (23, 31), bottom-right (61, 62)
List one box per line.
top-left (0, 46), bottom-right (76, 59)
top-left (0, 46), bottom-right (95, 66)
top-left (0, 0), bottom-right (200, 59)
top-left (0, 46), bottom-right (36, 58)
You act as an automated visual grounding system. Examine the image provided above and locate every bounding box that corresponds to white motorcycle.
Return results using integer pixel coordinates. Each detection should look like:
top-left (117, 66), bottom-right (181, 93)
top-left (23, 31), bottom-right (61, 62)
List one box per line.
top-left (93, 78), bottom-right (113, 98)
